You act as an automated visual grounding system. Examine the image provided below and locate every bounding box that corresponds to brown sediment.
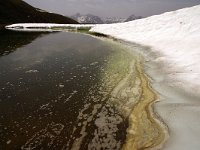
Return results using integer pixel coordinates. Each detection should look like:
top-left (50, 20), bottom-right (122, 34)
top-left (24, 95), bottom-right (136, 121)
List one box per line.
top-left (122, 56), bottom-right (168, 150)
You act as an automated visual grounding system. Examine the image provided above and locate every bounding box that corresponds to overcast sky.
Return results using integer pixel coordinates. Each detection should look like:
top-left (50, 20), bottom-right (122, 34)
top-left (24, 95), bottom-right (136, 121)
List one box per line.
top-left (24, 0), bottom-right (200, 18)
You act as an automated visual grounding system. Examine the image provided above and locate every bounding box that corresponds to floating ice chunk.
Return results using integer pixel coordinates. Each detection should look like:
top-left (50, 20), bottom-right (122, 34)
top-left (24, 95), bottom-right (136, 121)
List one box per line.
top-left (40, 103), bottom-right (50, 110)
top-left (64, 90), bottom-right (78, 103)
top-left (25, 70), bottom-right (39, 73)
top-left (59, 84), bottom-right (65, 88)
top-left (6, 140), bottom-right (11, 144)
top-left (90, 62), bottom-right (99, 66)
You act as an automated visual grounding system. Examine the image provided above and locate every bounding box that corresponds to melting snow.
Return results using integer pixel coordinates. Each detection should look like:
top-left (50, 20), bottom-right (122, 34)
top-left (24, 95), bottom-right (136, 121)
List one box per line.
top-left (91, 5), bottom-right (200, 150)
top-left (91, 5), bottom-right (200, 97)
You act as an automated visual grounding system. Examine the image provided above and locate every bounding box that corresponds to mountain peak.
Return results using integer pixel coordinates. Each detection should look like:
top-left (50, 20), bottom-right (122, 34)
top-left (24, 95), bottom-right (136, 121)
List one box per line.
top-left (71, 13), bottom-right (143, 24)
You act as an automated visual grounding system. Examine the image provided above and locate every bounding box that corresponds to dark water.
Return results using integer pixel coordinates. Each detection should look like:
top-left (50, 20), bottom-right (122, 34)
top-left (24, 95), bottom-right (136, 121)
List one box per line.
top-left (0, 31), bottom-right (135, 150)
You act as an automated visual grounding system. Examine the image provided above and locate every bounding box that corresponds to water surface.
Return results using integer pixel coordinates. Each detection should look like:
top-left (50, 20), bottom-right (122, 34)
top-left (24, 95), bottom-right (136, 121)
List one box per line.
top-left (0, 31), bottom-right (138, 149)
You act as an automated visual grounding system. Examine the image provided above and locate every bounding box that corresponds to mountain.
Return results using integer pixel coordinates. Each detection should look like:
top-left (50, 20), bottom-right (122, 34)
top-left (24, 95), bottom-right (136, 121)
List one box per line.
top-left (71, 13), bottom-right (143, 24)
top-left (125, 14), bottom-right (142, 22)
top-left (71, 13), bottom-right (126, 24)
top-left (0, 0), bottom-right (78, 28)
top-left (71, 13), bottom-right (104, 24)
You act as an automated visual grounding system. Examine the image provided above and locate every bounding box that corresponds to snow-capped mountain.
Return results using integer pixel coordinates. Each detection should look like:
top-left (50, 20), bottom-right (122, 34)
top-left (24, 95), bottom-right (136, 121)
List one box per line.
top-left (71, 13), bottom-right (142, 24)
top-left (71, 13), bottom-right (104, 24)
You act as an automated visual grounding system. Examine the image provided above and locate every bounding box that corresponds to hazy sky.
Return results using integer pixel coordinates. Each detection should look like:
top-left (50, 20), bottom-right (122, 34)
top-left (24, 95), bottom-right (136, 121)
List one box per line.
top-left (24, 0), bottom-right (200, 18)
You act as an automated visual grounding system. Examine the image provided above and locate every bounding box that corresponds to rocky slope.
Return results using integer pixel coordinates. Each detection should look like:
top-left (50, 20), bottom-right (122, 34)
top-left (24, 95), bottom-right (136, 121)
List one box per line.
top-left (0, 0), bottom-right (78, 28)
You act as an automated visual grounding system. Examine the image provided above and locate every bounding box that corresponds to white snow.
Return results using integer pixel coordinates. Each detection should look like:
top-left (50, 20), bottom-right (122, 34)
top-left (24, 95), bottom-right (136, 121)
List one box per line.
top-left (6, 23), bottom-right (94, 28)
top-left (25, 70), bottom-right (39, 73)
top-left (91, 5), bottom-right (200, 150)
top-left (91, 5), bottom-right (200, 97)
top-left (6, 23), bottom-right (94, 32)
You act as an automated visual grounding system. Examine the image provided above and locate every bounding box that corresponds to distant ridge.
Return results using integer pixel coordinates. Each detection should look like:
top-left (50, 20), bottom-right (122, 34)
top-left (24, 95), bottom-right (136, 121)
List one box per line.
top-left (71, 13), bottom-right (104, 24)
top-left (71, 13), bottom-right (142, 24)
top-left (0, 0), bottom-right (78, 28)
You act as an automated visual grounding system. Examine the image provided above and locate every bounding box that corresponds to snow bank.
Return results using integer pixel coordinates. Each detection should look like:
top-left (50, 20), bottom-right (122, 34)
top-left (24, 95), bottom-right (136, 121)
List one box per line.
top-left (6, 23), bottom-right (94, 32)
top-left (6, 23), bottom-right (94, 28)
top-left (91, 5), bottom-right (200, 97)
top-left (92, 5), bottom-right (200, 150)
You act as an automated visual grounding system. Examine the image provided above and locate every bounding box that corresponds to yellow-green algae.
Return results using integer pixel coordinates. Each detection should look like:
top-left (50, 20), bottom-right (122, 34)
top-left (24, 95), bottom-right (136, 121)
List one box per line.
top-left (97, 40), bottom-right (168, 150)
top-left (122, 56), bottom-right (167, 150)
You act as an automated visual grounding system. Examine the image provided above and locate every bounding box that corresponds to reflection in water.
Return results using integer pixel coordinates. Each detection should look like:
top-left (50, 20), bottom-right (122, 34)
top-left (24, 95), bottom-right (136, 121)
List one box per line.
top-left (0, 30), bottom-right (45, 56)
top-left (0, 31), bottom-right (165, 150)
top-left (0, 32), bottom-right (136, 149)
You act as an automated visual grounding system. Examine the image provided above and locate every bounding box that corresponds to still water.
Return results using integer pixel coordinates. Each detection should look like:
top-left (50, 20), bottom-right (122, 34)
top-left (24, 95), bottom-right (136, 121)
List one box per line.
top-left (0, 31), bottom-right (140, 149)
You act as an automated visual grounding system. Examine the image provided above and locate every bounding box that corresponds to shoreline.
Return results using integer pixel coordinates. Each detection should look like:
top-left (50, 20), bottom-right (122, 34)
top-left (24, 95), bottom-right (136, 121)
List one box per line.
top-left (91, 5), bottom-right (200, 149)
top-left (4, 25), bottom-right (170, 149)
top-left (117, 38), bottom-right (200, 150)
top-left (122, 54), bottom-right (168, 150)
top-left (1, 28), bottom-right (168, 149)
top-left (143, 50), bottom-right (200, 150)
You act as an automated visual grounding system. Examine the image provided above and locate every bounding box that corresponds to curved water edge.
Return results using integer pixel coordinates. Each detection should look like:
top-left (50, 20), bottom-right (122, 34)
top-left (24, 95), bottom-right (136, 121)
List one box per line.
top-left (73, 33), bottom-right (169, 149)
top-left (122, 56), bottom-right (168, 150)
top-left (115, 52), bottom-right (168, 150)
top-left (0, 30), bottom-right (168, 149)
top-left (88, 34), bottom-right (169, 149)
